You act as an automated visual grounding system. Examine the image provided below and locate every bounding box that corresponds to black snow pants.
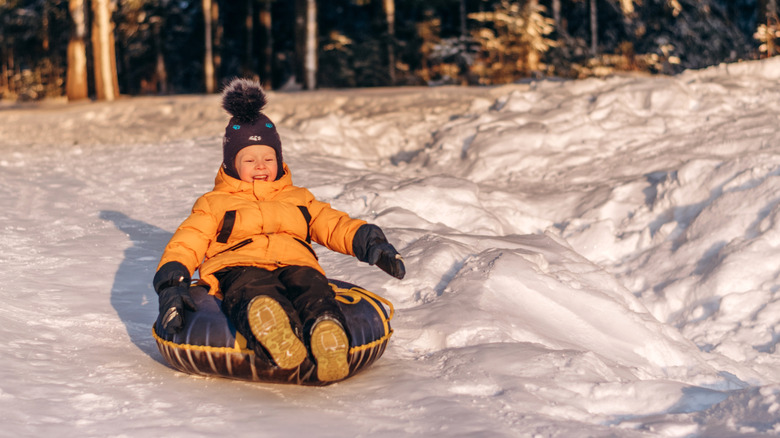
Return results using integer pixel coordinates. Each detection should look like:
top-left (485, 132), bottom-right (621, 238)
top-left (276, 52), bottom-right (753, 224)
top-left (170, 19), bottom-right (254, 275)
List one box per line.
top-left (214, 265), bottom-right (346, 359)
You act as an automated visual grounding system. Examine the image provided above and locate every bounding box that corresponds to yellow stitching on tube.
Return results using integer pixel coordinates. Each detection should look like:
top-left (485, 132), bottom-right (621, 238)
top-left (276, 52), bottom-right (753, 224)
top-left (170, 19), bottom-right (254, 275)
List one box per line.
top-left (152, 327), bottom-right (248, 354)
top-left (331, 283), bottom-right (394, 321)
top-left (349, 329), bottom-right (393, 354)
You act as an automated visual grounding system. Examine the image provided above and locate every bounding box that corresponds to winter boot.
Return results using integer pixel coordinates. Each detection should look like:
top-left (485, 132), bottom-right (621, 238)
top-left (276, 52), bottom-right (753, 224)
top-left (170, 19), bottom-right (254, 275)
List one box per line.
top-left (247, 296), bottom-right (307, 369)
top-left (310, 319), bottom-right (350, 382)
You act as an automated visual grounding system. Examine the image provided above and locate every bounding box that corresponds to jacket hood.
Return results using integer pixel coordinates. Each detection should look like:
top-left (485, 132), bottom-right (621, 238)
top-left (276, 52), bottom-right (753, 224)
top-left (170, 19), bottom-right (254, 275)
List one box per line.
top-left (214, 163), bottom-right (293, 200)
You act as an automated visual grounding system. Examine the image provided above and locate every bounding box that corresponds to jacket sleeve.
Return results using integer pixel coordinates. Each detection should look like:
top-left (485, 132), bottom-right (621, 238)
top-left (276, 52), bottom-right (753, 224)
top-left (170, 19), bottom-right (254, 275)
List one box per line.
top-left (157, 196), bottom-right (218, 276)
top-left (306, 194), bottom-right (366, 256)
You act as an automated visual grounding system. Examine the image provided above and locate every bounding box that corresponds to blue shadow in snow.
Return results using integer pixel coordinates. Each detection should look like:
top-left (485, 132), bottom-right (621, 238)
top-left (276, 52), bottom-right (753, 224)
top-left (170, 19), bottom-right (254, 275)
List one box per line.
top-left (100, 210), bottom-right (172, 361)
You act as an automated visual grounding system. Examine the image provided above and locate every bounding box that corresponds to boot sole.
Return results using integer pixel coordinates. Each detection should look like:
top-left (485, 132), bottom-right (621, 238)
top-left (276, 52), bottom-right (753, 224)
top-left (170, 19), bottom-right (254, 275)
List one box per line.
top-left (311, 320), bottom-right (350, 382)
top-left (247, 296), bottom-right (307, 369)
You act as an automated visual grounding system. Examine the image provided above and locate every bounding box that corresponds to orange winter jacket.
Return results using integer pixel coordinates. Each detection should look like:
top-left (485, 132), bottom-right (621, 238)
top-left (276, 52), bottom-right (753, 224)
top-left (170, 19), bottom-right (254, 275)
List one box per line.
top-left (157, 164), bottom-right (366, 294)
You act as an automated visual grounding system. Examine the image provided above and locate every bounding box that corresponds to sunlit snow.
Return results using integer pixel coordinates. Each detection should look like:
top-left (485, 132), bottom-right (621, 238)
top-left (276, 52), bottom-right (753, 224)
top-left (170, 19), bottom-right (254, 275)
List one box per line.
top-left (2, 57), bottom-right (780, 437)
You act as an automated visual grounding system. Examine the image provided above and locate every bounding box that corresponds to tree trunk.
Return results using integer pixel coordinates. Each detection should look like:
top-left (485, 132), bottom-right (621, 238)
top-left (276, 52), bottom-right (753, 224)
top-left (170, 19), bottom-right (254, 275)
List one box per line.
top-left (259, 0), bottom-right (273, 87)
top-left (0, 44), bottom-right (9, 95)
top-left (293, 0), bottom-right (317, 89)
top-left (246, 0), bottom-right (255, 75)
top-left (619, 0), bottom-right (634, 15)
top-left (304, 0), bottom-right (317, 90)
top-left (384, 0), bottom-right (396, 85)
top-left (759, 0), bottom-right (770, 22)
top-left (153, 19), bottom-right (168, 94)
top-left (552, 0), bottom-right (562, 35)
top-left (42, 2), bottom-right (50, 52)
top-left (294, 0), bottom-right (305, 87)
top-left (203, 0), bottom-right (215, 93)
top-left (521, 0), bottom-right (543, 73)
top-left (7, 46), bottom-right (15, 96)
top-left (459, 0), bottom-right (466, 37)
top-left (66, 0), bottom-right (88, 101)
top-left (212, 1), bottom-right (222, 80)
top-left (91, 0), bottom-right (119, 101)
top-left (590, 0), bottom-right (598, 55)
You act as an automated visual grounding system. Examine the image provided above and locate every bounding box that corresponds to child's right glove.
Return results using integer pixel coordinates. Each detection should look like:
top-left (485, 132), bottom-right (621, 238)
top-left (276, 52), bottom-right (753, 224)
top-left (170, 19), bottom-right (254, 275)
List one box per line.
top-left (153, 261), bottom-right (198, 334)
top-left (353, 224), bottom-right (406, 279)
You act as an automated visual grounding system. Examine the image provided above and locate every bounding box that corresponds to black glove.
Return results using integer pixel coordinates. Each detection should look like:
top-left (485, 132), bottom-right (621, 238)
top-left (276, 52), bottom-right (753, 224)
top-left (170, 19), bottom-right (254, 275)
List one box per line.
top-left (353, 224), bottom-right (406, 279)
top-left (367, 241), bottom-right (406, 279)
top-left (157, 284), bottom-right (197, 334)
top-left (153, 261), bottom-right (197, 334)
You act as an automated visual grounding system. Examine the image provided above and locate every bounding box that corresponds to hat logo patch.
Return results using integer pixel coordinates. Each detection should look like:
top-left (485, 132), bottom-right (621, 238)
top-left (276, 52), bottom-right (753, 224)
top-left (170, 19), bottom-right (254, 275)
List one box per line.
top-left (232, 125), bottom-right (241, 130)
top-left (249, 135), bottom-right (263, 141)
top-left (266, 123), bottom-right (274, 128)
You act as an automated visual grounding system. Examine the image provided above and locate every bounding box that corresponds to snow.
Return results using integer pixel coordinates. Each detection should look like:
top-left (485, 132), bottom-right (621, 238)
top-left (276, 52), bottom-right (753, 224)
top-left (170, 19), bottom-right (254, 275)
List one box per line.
top-left (2, 57), bottom-right (780, 437)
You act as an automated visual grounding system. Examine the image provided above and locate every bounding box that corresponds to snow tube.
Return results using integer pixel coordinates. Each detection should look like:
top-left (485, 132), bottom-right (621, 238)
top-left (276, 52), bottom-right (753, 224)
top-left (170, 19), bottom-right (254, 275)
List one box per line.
top-left (152, 280), bottom-right (393, 386)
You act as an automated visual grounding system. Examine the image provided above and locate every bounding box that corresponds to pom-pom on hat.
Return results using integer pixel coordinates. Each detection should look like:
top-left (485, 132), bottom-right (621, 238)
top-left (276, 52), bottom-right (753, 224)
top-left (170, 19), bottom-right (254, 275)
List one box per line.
top-left (221, 78), bottom-right (283, 181)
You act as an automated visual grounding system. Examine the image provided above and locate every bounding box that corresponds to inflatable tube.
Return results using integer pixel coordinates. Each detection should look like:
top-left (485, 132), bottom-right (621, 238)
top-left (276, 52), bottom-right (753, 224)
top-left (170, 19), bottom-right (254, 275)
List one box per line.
top-left (152, 280), bottom-right (393, 386)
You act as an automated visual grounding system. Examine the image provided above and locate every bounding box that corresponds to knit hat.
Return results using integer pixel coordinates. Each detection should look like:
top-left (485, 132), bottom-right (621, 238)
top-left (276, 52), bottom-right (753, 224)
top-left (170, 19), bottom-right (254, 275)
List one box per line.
top-left (221, 78), bottom-right (283, 181)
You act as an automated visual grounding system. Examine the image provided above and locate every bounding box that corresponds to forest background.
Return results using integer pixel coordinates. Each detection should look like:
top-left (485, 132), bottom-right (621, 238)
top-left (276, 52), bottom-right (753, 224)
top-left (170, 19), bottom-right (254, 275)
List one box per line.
top-left (1, 0), bottom-right (779, 102)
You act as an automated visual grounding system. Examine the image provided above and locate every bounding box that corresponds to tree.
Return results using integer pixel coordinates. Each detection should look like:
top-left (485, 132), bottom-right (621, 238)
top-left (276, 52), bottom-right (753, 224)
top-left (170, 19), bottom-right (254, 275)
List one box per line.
top-left (91, 0), bottom-right (119, 100)
top-left (590, 0), bottom-right (597, 55)
top-left (66, 0), bottom-right (88, 100)
top-left (758, 0), bottom-right (779, 56)
top-left (468, 0), bottom-right (556, 83)
top-left (383, 0), bottom-right (396, 84)
top-left (619, 0), bottom-right (634, 15)
top-left (294, 0), bottom-right (317, 89)
top-left (259, 0), bottom-right (273, 87)
top-left (303, 0), bottom-right (317, 89)
top-left (150, 15), bottom-right (168, 94)
top-left (552, 0), bottom-right (562, 36)
top-left (245, 0), bottom-right (255, 75)
top-left (203, 0), bottom-right (215, 93)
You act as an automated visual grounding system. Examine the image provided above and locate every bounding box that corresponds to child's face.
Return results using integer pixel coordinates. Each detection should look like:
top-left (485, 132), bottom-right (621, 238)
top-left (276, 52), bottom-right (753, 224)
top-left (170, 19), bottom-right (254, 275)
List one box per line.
top-left (235, 145), bottom-right (278, 183)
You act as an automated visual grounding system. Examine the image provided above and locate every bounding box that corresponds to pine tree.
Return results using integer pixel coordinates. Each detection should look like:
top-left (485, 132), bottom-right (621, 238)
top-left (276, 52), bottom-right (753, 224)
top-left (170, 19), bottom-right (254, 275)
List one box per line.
top-left (469, 0), bottom-right (556, 83)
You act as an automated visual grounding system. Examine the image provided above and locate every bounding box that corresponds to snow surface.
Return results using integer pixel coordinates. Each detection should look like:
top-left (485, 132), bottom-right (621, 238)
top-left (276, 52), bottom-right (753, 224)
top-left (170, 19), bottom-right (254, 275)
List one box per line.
top-left (2, 57), bottom-right (780, 437)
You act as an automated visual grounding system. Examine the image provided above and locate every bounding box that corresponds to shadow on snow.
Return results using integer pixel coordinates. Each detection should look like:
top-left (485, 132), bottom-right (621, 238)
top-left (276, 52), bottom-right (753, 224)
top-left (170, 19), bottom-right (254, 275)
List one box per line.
top-left (100, 210), bottom-right (172, 363)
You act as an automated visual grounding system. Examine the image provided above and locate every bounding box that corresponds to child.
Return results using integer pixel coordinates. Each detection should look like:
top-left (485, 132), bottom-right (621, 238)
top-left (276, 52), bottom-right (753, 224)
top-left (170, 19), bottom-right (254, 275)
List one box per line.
top-left (153, 78), bottom-right (405, 382)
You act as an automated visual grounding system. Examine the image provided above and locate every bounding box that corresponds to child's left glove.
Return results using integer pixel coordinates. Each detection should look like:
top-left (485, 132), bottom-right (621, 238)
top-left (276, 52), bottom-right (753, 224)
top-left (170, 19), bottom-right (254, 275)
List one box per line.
top-left (353, 224), bottom-right (406, 279)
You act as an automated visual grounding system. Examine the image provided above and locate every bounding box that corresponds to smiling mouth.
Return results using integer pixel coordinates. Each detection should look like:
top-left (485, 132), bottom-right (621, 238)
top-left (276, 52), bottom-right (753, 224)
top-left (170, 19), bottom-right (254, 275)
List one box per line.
top-left (253, 175), bottom-right (269, 181)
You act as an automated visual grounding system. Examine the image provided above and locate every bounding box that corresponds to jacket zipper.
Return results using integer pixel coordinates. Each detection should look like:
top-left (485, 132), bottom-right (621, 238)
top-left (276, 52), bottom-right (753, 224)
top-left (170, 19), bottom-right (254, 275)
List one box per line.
top-left (294, 237), bottom-right (319, 260)
top-left (214, 237), bottom-right (317, 260)
top-left (215, 238), bottom-right (253, 256)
